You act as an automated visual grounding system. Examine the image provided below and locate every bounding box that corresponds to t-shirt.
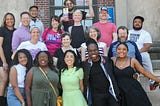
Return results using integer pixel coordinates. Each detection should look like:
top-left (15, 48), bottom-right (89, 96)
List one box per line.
top-left (59, 10), bottom-right (87, 31)
top-left (93, 22), bottom-right (117, 47)
top-left (128, 29), bottom-right (152, 50)
top-left (12, 25), bottom-right (31, 51)
top-left (42, 28), bottom-right (63, 56)
top-left (70, 25), bottom-right (85, 48)
top-left (0, 26), bottom-right (16, 66)
top-left (17, 41), bottom-right (48, 60)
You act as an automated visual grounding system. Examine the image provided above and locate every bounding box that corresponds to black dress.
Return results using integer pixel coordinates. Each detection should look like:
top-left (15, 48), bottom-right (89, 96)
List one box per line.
top-left (114, 58), bottom-right (152, 106)
top-left (0, 26), bottom-right (16, 67)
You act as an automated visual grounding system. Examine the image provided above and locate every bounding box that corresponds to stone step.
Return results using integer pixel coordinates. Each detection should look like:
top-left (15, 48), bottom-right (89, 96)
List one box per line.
top-left (140, 41), bottom-right (160, 105)
top-left (149, 40), bottom-right (160, 60)
top-left (152, 60), bottom-right (160, 70)
top-left (139, 71), bottom-right (160, 106)
top-left (153, 70), bottom-right (160, 73)
top-left (149, 47), bottom-right (160, 53)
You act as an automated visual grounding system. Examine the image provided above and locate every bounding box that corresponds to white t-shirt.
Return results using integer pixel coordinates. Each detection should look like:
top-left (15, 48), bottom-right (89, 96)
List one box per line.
top-left (128, 29), bottom-right (152, 50)
top-left (17, 41), bottom-right (48, 60)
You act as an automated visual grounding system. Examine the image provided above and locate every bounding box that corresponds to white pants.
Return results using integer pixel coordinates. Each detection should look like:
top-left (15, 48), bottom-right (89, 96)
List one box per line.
top-left (141, 52), bottom-right (153, 74)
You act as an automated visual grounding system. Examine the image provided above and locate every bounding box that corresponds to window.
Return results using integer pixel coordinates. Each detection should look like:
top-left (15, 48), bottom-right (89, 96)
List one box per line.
top-left (49, 0), bottom-right (115, 26)
top-left (49, 0), bottom-right (96, 27)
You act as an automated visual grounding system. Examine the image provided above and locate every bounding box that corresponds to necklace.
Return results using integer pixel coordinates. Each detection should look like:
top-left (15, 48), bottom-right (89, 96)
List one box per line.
top-left (118, 58), bottom-right (128, 69)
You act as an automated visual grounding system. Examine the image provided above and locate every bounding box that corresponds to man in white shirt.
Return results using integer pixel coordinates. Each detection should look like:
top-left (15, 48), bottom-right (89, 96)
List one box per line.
top-left (128, 16), bottom-right (153, 74)
top-left (29, 5), bottom-right (44, 40)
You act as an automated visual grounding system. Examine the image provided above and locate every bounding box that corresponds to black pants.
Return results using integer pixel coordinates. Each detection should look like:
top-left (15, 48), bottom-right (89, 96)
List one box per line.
top-left (91, 92), bottom-right (119, 106)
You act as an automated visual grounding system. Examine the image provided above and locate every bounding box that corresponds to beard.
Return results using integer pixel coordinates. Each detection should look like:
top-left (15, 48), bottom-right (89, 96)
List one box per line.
top-left (133, 25), bottom-right (142, 30)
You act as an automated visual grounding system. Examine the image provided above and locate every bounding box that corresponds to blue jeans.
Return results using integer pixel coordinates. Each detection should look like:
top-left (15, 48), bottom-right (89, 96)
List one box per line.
top-left (7, 87), bottom-right (25, 106)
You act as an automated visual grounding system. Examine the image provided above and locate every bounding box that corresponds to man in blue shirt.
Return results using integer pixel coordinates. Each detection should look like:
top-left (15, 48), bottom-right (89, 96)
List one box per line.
top-left (108, 26), bottom-right (142, 65)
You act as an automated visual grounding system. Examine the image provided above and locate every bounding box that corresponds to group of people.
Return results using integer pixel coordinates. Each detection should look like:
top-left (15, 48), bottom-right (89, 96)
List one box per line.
top-left (0, 0), bottom-right (159, 106)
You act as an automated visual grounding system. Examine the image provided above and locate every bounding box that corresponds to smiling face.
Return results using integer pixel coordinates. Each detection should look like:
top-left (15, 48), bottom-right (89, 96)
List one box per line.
top-left (51, 18), bottom-right (59, 29)
top-left (87, 44), bottom-right (99, 62)
top-left (31, 27), bottom-right (40, 41)
top-left (99, 10), bottom-right (108, 21)
top-left (118, 29), bottom-right (128, 42)
top-left (73, 10), bottom-right (82, 22)
top-left (38, 52), bottom-right (49, 67)
top-left (133, 18), bottom-right (143, 30)
top-left (5, 14), bottom-right (15, 28)
top-left (89, 28), bottom-right (98, 41)
top-left (64, 51), bottom-right (75, 68)
top-left (65, 0), bottom-right (74, 11)
top-left (21, 13), bottom-right (30, 27)
top-left (18, 52), bottom-right (28, 66)
top-left (62, 35), bottom-right (71, 47)
top-left (29, 7), bottom-right (38, 18)
top-left (116, 43), bottom-right (128, 58)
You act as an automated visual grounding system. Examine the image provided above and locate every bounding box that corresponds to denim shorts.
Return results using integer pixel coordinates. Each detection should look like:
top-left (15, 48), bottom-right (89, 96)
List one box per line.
top-left (7, 86), bottom-right (25, 106)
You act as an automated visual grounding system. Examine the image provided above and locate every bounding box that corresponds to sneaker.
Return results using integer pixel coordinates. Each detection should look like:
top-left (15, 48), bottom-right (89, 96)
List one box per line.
top-left (149, 80), bottom-right (159, 90)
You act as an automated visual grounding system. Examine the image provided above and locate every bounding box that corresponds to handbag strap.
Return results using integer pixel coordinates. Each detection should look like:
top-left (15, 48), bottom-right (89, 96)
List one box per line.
top-left (39, 67), bottom-right (58, 97)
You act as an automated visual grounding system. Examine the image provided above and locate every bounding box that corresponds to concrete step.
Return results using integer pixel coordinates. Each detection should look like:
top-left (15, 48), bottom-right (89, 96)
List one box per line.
top-left (139, 71), bottom-right (160, 106)
top-left (152, 60), bottom-right (160, 70)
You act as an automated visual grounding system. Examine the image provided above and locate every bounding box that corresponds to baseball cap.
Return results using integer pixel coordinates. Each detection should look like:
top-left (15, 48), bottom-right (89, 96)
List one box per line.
top-left (100, 6), bottom-right (108, 12)
top-left (133, 16), bottom-right (144, 22)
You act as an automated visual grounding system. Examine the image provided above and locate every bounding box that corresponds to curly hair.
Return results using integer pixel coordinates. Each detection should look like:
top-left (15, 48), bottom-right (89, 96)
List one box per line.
top-left (12, 49), bottom-right (33, 73)
top-left (34, 51), bottom-right (57, 72)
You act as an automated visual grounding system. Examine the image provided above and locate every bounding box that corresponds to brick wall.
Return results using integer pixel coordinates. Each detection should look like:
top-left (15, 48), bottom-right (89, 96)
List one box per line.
top-left (34, 0), bottom-right (50, 28)
top-left (96, 0), bottom-right (115, 6)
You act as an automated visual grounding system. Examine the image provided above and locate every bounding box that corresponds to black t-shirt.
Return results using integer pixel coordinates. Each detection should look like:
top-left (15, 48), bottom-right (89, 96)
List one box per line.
top-left (0, 26), bottom-right (16, 66)
top-left (54, 48), bottom-right (81, 70)
top-left (54, 48), bottom-right (64, 70)
top-left (70, 25), bottom-right (85, 48)
top-left (90, 59), bottom-right (110, 93)
top-left (59, 10), bottom-right (87, 31)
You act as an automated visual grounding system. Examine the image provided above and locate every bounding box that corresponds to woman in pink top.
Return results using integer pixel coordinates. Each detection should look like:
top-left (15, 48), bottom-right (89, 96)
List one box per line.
top-left (42, 15), bottom-right (64, 56)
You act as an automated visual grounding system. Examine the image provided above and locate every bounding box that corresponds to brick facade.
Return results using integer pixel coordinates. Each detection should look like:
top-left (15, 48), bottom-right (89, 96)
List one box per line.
top-left (34, 0), bottom-right (115, 28)
top-left (97, 0), bottom-right (115, 6)
top-left (34, 0), bottom-right (50, 28)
